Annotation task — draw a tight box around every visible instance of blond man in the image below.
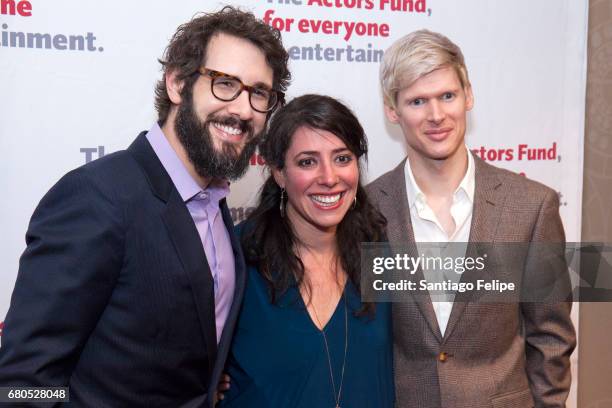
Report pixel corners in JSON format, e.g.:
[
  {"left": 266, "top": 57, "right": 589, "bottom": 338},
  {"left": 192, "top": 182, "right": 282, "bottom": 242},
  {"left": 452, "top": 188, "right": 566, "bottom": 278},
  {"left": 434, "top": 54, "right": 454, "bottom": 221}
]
[{"left": 367, "top": 30, "right": 575, "bottom": 408}]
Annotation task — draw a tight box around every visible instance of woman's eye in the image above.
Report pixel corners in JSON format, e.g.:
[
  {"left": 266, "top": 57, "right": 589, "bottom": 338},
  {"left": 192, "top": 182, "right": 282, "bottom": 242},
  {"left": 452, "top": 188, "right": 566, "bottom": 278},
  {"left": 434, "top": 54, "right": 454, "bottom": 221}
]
[
  {"left": 336, "top": 154, "right": 354, "bottom": 164},
  {"left": 297, "top": 158, "right": 315, "bottom": 167}
]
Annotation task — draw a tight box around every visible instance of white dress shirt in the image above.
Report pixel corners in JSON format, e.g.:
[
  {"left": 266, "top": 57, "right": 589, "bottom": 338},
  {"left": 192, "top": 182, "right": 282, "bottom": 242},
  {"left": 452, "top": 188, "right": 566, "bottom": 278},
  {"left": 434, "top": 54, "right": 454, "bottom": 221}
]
[{"left": 404, "top": 149, "right": 475, "bottom": 335}]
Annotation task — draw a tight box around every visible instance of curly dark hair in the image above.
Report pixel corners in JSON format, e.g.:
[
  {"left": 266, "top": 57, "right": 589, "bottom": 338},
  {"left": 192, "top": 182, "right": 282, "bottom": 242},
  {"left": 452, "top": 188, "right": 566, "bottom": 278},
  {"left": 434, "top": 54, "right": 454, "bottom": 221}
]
[
  {"left": 154, "top": 6, "right": 291, "bottom": 125},
  {"left": 242, "top": 94, "right": 387, "bottom": 315}
]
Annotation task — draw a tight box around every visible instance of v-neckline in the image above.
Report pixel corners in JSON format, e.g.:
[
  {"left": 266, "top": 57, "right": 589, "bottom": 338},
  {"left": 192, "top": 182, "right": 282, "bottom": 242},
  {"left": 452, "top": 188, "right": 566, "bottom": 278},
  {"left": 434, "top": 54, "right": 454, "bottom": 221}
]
[{"left": 299, "top": 284, "right": 347, "bottom": 333}]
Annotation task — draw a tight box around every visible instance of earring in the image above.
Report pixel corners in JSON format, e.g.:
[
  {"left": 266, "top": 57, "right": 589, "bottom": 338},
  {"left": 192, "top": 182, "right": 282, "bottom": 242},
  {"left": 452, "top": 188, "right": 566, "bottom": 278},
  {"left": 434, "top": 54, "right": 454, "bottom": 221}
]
[
  {"left": 352, "top": 196, "right": 357, "bottom": 210},
  {"left": 280, "top": 188, "right": 286, "bottom": 218}
]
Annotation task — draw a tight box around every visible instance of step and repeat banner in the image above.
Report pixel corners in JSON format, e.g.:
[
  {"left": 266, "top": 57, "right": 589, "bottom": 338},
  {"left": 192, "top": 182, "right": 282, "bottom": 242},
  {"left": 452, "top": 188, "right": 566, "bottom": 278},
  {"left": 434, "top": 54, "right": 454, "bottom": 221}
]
[{"left": 1, "top": 0, "right": 587, "bottom": 404}]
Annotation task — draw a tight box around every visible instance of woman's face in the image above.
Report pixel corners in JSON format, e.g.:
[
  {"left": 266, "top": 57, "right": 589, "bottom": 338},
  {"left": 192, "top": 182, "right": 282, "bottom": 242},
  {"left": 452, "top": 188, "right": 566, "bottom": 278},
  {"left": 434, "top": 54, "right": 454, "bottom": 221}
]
[{"left": 273, "top": 126, "right": 359, "bottom": 236}]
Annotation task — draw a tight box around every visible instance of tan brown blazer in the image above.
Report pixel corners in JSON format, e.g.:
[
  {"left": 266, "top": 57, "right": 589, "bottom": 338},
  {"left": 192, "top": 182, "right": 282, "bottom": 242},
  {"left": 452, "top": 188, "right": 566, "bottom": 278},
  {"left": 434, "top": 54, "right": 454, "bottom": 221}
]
[{"left": 366, "top": 154, "right": 576, "bottom": 408}]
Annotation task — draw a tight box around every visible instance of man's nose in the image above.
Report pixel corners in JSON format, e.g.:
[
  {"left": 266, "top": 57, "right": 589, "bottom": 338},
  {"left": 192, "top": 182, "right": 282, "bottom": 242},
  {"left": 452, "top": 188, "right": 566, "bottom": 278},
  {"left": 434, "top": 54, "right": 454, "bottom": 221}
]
[
  {"left": 226, "top": 89, "right": 254, "bottom": 121},
  {"left": 427, "top": 100, "right": 445, "bottom": 123}
]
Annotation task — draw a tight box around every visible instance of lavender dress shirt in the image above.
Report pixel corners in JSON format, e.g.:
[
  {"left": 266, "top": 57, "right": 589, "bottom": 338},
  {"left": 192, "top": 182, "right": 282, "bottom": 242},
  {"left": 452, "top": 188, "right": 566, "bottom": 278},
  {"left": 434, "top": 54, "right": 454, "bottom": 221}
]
[{"left": 147, "top": 123, "right": 235, "bottom": 343}]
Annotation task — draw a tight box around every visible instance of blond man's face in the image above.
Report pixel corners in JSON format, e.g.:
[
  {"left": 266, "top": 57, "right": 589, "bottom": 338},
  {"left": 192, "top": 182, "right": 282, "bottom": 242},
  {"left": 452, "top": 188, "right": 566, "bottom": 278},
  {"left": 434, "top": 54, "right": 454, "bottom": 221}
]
[{"left": 385, "top": 66, "right": 473, "bottom": 165}]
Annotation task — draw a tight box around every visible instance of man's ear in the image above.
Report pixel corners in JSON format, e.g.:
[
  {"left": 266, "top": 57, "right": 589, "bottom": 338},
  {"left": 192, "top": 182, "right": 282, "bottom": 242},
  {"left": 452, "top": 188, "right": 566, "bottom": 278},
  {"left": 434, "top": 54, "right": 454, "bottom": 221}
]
[
  {"left": 384, "top": 103, "right": 400, "bottom": 123},
  {"left": 166, "top": 69, "right": 184, "bottom": 105},
  {"left": 465, "top": 84, "right": 474, "bottom": 112},
  {"left": 272, "top": 167, "right": 285, "bottom": 189}
]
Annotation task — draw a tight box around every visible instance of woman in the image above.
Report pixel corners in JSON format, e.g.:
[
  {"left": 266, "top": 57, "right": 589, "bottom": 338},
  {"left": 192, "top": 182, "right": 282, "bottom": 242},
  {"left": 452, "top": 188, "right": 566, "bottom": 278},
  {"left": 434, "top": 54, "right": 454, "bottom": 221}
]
[{"left": 220, "top": 94, "right": 393, "bottom": 407}]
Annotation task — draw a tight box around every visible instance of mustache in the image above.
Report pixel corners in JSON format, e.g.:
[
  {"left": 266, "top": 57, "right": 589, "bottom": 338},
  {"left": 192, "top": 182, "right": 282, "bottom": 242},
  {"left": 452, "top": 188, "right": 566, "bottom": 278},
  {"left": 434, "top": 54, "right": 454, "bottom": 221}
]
[
  {"left": 206, "top": 114, "right": 253, "bottom": 136},
  {"left": 174, "top": 98, "right": 263, "bottom": 181}
]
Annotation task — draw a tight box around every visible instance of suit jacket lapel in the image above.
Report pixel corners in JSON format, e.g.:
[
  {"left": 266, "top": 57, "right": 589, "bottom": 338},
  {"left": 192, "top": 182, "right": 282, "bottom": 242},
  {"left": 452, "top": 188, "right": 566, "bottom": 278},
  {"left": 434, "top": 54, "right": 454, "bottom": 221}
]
[
  {"left": 219, "top": 199, "right": 246, "bottom": 342},
  {"left": 205, "top": 201, "right": 246, "bottom": 405},
  {"left": 378, "top": 160, "right": 443, "bottom": 342},
  {"left": 443, "top": 155, "right": 505, "bottom": 341},
  {"left": 128, "top": 133, "right": 218, "bottom": 375},
  {"left": 467, "top": 156, "right": 504, "bottom": 244},
  {"left": 162, "top": 196, "right": 217, "bottom": 372}
]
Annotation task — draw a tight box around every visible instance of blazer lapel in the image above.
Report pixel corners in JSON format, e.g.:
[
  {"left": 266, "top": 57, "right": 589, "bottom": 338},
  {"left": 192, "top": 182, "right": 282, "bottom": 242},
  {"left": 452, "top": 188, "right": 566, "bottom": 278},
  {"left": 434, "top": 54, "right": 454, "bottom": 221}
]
[
  {"left": 162, "top": 196, "right": 217, "bottom": 372},
  {"left": 219, "top": 199, "right": 246, "bottom": 342},
  {"left": 443, "top": 155, "right": 505, "bottom": 341},
  {"left": 128, "top": 133, "right": 218, "bottom": 375},
  {"left": 206, "top": 200, "right": 247, "bottom": 403},
  {"left": 466, "top": 156, "right": 505, "bottom": 244},
  {"left": 378, "top": 160, "right": 443, "bottom": 342}
]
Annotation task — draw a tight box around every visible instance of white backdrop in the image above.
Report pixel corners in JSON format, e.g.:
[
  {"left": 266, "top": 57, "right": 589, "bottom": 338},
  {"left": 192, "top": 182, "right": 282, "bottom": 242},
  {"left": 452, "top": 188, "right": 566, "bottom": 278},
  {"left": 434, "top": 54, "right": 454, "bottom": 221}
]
[{"left": 0, "top": 0, "right": 587, "bottom": 404}]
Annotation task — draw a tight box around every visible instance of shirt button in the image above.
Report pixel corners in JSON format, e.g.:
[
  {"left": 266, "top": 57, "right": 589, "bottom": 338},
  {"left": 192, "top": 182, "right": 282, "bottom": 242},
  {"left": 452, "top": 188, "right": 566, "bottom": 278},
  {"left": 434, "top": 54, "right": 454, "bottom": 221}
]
[{"left": 438, "top": 352, "right": 448, "bottom": 362}]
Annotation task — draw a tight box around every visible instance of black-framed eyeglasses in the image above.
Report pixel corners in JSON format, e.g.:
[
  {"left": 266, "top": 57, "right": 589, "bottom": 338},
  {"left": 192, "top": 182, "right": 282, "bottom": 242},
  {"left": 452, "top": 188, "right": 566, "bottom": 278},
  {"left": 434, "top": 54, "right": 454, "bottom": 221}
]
[{"left": 198, "top": 68, "right": 282, "bottom": 113}]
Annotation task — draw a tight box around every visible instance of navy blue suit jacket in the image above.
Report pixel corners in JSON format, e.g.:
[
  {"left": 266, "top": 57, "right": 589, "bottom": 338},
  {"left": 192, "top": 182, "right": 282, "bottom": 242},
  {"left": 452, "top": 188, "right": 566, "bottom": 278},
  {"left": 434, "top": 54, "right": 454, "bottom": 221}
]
[{"left": 0, "top": 132, "right": 246, "bottom": 407}]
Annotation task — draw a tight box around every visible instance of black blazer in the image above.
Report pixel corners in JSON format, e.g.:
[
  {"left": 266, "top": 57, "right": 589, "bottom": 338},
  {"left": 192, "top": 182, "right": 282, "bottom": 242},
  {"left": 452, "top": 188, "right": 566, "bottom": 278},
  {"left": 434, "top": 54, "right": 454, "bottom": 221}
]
[{"left": 0, "top": 132, "right": 246, "bottom": 407}]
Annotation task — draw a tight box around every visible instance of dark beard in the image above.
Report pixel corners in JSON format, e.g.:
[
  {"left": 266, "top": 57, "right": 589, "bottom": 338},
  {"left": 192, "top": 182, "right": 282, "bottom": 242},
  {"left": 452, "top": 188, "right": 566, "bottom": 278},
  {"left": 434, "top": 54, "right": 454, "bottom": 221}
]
[{"left": 175, "top": 91, "right": 260, "bottom": 181}]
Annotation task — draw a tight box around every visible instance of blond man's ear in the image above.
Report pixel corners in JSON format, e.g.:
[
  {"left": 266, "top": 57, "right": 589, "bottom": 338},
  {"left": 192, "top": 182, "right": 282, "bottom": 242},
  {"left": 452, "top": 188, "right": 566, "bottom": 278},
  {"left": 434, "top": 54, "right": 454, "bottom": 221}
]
[
  {"left": 464, "top": 84, "right": 474, "bottom": 111},
  {"left": 384, "top": 103, "right": 400, "bottom": 124}
]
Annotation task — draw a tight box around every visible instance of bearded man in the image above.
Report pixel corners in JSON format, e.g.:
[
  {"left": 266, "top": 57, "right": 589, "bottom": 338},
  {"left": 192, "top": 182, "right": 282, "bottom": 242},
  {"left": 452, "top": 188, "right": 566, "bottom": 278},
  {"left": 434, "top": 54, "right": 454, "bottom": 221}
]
[{"left": 0, "top": 7, "right": 290, "bottom": 407}]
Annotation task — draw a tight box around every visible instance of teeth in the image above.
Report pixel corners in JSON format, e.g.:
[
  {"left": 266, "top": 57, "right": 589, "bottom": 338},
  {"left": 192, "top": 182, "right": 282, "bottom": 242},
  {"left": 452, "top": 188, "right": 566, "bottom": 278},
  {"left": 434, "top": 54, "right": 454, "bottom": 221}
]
[
  {"left": 311, "top": 194, "right": 341, "bottom": 206},
  {"left": 213, "top": 122, "right": 242, "bottom": 136}
]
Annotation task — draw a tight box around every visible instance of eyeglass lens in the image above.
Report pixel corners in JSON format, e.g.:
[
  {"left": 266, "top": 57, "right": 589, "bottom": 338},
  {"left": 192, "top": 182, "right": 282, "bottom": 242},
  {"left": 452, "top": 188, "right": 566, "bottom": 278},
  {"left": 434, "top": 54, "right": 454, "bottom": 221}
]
[{"left": 211, "top": 76, "right": 276, "bottom": 113}]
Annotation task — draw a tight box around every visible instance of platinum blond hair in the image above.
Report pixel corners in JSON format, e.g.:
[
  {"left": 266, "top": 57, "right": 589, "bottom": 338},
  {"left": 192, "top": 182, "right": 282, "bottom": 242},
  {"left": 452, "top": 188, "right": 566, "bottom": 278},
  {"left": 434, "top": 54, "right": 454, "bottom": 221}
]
[{"left": 380, "top": 29, "right": 470, "bottom": 109}]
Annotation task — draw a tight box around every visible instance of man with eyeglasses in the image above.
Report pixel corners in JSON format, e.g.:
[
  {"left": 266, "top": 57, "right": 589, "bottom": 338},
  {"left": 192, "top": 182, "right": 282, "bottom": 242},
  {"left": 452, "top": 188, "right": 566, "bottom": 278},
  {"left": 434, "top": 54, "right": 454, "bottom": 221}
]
[{"left": 0, "top": 7, "right": 290, "bottom": 407}]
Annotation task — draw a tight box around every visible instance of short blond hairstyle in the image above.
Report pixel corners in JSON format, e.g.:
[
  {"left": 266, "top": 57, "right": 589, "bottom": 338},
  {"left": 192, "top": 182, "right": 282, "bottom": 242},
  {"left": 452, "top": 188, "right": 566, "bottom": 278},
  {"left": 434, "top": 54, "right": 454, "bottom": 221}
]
[{"left": 380, "top": 29, "right": 470, "bottom": 109}]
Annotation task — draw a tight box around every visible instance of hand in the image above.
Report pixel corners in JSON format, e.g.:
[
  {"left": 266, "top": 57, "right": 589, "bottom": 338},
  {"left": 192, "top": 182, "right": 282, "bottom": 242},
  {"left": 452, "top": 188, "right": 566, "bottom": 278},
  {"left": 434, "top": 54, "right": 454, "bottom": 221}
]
[{"left": 213, "top": 374, "right": 231, "bottom": 405}]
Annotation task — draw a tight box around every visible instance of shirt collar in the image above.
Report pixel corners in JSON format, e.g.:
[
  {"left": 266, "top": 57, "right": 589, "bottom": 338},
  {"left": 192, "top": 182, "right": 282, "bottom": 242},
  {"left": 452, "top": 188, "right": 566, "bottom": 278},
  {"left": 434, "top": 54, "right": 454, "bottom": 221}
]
[
  {"left": 404, "top": 146, "right": 475, "bottom": 209},
  {"left": 202, "top": 180, "right": 231, "bottom": 207},
  {"left": 146, "top": 123, "right": 230, "bottom": 204},
  {"left": 458, "top": 148, "right": 475, "bottom": 203}
]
